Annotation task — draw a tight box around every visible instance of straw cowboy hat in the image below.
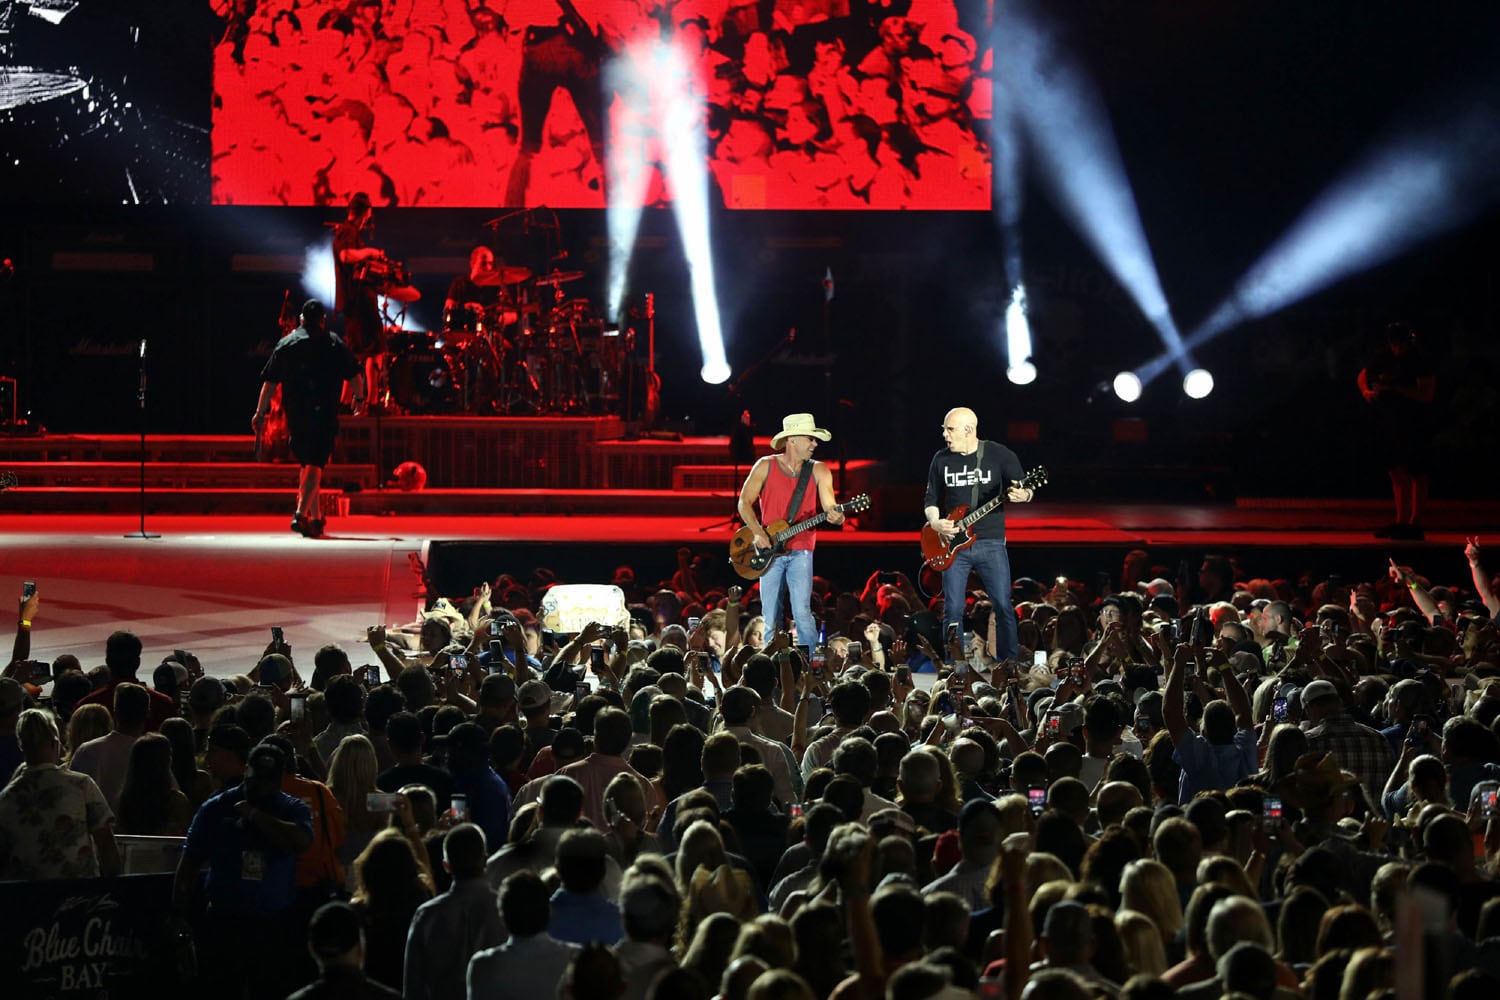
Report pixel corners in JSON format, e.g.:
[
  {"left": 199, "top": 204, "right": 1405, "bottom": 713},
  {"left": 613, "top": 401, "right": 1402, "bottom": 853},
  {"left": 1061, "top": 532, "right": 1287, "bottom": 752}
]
[
  {"left": 770, "top": 413, "right": 831, "bottom": 449},
  {"left": 1277, "top": 751, "right": 1359, "bottom": 809},
  {"left": 687, "top": 863, "right": 758, "bottom": 922}
]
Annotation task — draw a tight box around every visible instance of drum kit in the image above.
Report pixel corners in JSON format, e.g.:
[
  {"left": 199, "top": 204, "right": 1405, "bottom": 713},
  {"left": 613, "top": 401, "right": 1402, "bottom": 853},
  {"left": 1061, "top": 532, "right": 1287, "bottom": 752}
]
[{"left": 361, "top": 257, "right": 627, "bottom": 417}]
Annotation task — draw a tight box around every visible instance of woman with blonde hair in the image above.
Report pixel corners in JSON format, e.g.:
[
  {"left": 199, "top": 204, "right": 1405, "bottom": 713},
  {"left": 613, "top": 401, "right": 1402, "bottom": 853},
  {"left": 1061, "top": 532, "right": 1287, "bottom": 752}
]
[
  {"left": 679, "top": 912, "right": 742, "bottom": 988},
  {"left": 1197, "top": 855, "right": 1257, "bottom": 899},
  {"left": 1119, "top": 858, "right": 1183, "bottom": 944},
  {"left": 1115, "top": 908, "right": 1168, "bottom": 976},
  {"left": 328, "top": 734, "right": 381, "bottom": 887},
  {"left": 64, "top": 704, "right": 112, "bottom": 762},
  {"left": 675, "top": 818, "right": 729, "bottom": 892},
  {"left": 730, "top": 914, "right": 796, "bottom": 971}
]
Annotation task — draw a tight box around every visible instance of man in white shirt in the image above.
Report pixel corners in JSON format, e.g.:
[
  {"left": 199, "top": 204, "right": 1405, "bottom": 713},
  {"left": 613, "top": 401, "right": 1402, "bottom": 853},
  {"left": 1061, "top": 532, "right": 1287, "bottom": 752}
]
[
  {"left": 70, "top": 682, "right": 149, "bottom": 812},
  {"left": 921, "top": 799, "right": 1002, "bottom": 912},
  {"left": 720, "top": 686, "right": 802, "bottom": 807},
  {"left": 466, "top": 870, "right": 579, "bottom": 1000},
  {"left": 405, "top": 824, "right": 504, "bottom": 1000}
]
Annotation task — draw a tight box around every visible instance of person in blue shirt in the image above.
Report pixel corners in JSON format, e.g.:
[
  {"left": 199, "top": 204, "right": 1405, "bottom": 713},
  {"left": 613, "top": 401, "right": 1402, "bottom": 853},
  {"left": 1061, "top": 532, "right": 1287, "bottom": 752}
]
[
  {"left": 1163, "top": 643, "right": 1257, "bottom": 803},
  {"left": 446, "top": 722, "right": 511, "bottom": 848},
  {"left": 546, "top": 828, "right": 622, "bottom": 946},
  {"left": 174, "top": 741, "right": 314, "bottom": 996}
]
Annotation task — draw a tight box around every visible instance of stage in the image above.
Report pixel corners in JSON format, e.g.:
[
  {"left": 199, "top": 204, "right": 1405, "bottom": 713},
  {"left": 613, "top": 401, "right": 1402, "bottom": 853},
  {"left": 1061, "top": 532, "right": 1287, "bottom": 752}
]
[{"left": 3, "top": 497, "right": 1493, "bottom": 678}]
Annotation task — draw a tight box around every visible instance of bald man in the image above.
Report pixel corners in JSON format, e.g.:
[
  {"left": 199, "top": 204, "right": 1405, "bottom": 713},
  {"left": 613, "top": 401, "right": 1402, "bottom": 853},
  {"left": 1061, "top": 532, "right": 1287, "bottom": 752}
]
[{"left": 923, "top": 407, "right": 1034, "bottom": 662}]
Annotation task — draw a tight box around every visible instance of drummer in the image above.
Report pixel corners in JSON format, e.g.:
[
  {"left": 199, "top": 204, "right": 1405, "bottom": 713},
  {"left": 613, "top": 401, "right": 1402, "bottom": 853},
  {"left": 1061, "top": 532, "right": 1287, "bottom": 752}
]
[{"left": 443, "top": 246, "right": 519, "bottom": 337}]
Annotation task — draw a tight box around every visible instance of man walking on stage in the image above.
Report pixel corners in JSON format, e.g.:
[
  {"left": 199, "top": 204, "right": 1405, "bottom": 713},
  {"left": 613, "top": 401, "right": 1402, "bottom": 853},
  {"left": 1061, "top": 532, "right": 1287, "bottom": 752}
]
[
  {"left": 253, "top": 299, "right": 364, "bottom": 538},
  {"left": 737, "top": 413, "right": 845, "bottom": 647},
  {"left": 924, "top": 407, "right": 1035, "bottom": 662}
]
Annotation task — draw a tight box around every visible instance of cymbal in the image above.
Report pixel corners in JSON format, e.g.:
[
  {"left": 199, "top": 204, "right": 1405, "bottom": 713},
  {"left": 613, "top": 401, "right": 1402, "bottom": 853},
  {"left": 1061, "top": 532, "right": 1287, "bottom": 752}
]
[
  {"left": 473, "top": 266, "right": 532, "bottom": 286},
  {"left": 535, "top": 269, "right": 584, "bottom": 287},
  {"left": 382, "top": 285, "right": 422, "bottom": 303}
]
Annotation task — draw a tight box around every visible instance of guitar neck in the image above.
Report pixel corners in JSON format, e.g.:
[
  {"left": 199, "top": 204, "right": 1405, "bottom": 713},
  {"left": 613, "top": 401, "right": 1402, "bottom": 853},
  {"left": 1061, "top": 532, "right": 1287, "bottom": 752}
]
[
  {"left": 774, "top": 510, "right": 830, "bottom": 544},
  {"left": 959, "top": 495, "right": 1004, "bottom": 530}
]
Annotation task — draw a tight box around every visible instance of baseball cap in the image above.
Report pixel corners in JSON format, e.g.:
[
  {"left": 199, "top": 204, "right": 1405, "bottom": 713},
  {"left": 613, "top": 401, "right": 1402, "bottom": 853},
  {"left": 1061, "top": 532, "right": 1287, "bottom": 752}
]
[
  {"left": 447, "top": 722, "right": 488, "bottom": 756},
  {"left": 1050, "top": 701, "right": 1085, "bottom": 734},
  {"left": 1302, "top": 679, "right": 1340, "bottom": 706},
  {"left": 1138, "top": 578, "right": 1175, "bottom": 597},
  {"left": 188, "top": 675, "right": 225, "bottom": 714},
  {"left": 518, "top": 679, "right": 552, "bottom": 712}
]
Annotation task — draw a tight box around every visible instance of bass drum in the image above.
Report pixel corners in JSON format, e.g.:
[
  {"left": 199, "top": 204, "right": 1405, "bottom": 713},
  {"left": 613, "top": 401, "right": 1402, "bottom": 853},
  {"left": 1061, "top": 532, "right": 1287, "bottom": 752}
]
[{"left": 389, "top": 345, "right": 459, "bottom": 414}]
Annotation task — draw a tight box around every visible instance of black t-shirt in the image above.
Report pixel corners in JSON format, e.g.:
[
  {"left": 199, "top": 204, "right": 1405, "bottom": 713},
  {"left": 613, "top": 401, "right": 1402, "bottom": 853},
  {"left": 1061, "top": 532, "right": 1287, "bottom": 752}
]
[
  {"left": 376, "top": 762, "right": 456, "bottom": 811},
  {"left": 445, "top": 275, "right": 500, "bottom": 310},
  {"left": 1363, "top": 343, "right": 1435, "bottom": 419},
  {"left": 924, "top": 439, "right": 1025, "bottom": 540},
  {"left": 261, "top": 326, "right": 362, "bottom": 427},
  {"left": 332, "top": 221, "right": 374, "bottom": 315}
]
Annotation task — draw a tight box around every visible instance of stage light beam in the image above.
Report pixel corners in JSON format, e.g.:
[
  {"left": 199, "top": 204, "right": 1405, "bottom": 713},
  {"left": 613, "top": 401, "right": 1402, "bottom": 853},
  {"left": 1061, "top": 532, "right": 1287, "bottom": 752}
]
[
  {"left": 604, "top": 46, "right": 654, "bottom": 325},
  {"left": 655, "top": 41, "right": 728, "bottom": 384},
  {"left": 1177, "top": 89, "right": 1500, "bottom": 356},
  {"left": 996, "top": 0, "right": 1195, "bottom": 373}
]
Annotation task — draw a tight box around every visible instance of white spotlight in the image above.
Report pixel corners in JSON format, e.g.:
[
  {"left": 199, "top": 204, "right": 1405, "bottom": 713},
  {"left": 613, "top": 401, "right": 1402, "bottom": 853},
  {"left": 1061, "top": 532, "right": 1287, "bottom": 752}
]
[
  {"left": 1112, "top": 371, "right": 1142, "bottom": 403},
  {"left": 301, "top": 236, "right": 336, "bottom": 306},
  {"left": 1182, "top": 369, "right": 1214, "bottom": 399},
  {"left": 701, "top": 360, "right": 731, "bottom": 385},
  {"left": 1003, "top": 285, "right": 1034, "bottom": 382}
]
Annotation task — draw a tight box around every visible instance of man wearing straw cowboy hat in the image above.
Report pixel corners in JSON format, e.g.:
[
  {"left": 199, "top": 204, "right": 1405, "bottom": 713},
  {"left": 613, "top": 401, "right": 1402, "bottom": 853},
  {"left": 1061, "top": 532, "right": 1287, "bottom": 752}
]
[{"left": 737, "top": 413, "right": 846, "bottom": 647}]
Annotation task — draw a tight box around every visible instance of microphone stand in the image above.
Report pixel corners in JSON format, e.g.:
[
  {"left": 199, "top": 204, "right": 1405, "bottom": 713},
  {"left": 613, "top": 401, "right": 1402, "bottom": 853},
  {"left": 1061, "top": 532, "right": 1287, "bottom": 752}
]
[{"left": 124, "top": 338, "right": 160, "bottom": 539}]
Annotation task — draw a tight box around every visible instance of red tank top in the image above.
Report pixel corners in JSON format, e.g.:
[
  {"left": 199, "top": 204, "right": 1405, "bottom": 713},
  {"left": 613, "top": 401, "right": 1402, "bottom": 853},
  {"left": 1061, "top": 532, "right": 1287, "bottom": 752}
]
[{"left": 758, "top": 456, "right": 819, "bottom": 551}]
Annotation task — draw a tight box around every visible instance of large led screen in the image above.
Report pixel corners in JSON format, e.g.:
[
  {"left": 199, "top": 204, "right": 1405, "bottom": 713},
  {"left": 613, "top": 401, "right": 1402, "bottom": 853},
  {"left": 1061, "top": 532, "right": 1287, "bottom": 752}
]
[{"left": 211, "top": 0, "right": 992, "bottom": 209}]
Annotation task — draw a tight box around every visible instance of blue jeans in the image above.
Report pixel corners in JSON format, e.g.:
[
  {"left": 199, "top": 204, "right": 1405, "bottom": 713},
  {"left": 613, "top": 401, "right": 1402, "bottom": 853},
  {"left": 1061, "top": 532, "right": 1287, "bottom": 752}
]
[
  {"left": 941, "top": 536, "right": 1018, "bottom": 661},
  {"left": 760, "top": 548, "right": 816, "bottom": 647}
]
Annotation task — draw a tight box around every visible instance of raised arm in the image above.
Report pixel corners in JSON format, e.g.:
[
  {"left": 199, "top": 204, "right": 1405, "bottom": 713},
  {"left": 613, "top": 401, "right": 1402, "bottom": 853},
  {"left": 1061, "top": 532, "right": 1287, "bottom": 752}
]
[
  {"left": 1162, "top": 643, "right": 1190, "bottom": 745},
  {"left": 1467, "top": 538, "right": 1500, "bottom": 618},
  {"left": 10, "top": 587, "right": 39, "bottom": 673},
  {"left": 1390, "top": 559, "right": 1441, "bottom": 623},
  {"left": 1218, "top": 652, "right": 1253, "bottom": 731},
  {"left": 365, "top": 626, "right": 407, "bottom": 681}
]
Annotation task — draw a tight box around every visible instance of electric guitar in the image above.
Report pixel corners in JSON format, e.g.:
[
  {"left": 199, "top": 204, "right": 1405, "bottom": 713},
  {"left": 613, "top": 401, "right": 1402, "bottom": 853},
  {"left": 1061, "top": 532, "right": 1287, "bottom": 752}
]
[
  {"left": 920, "top": 466, "right": 1048, "bottom": 571},
  {"left": 728, "top": 494, "right": 871, "bottom": 581}
]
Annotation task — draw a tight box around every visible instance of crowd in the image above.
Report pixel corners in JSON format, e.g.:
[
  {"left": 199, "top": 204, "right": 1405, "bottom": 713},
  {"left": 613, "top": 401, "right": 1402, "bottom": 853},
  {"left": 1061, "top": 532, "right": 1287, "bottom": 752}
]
[
  {"left": 5, "top": 536, "right": 1500, "bottom": 1000},
  {"left": 211, "top": 0, "right": 990, "bottom": 209}
]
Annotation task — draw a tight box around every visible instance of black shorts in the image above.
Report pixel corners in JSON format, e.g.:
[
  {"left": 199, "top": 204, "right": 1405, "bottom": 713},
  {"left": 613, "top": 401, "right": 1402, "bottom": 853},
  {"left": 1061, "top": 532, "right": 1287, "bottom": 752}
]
[{"left": 289, "top": 421, "right": 338, "bottom": 467}]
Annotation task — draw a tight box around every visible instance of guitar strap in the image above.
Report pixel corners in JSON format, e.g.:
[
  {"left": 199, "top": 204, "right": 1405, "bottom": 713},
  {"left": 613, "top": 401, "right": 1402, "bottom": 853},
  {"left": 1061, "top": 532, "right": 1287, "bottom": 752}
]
[
  {"left": 786, "top": 459, "right": 815, "bottom": 524},
  {"left": 971, "top": 441, "right": 985, "bottom": 510}
]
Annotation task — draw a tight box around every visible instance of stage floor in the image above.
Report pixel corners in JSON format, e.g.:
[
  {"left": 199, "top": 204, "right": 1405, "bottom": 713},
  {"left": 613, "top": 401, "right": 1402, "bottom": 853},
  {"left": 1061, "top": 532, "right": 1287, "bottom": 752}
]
[{"left": 1, "top": 501, "right": 1491, "bottom": 677}]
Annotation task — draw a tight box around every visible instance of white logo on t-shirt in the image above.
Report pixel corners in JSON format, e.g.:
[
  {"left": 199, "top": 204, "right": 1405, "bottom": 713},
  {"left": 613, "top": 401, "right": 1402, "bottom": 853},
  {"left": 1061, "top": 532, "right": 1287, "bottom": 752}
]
[{"left": 944, "top": 465, "right": 991, "bottom": 488}]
